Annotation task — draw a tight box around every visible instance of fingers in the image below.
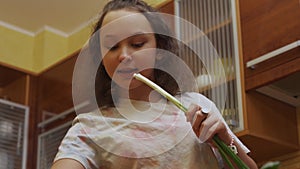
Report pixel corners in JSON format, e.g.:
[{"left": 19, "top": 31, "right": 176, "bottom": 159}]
[
  {"left": 199, "top": 117, "right": 232, "bottom": 144},
  {"left": 187, "top": 104, "right": 232, "bottom": 144},
  {"left": 199, "top": 117, "right": 222, "bottom": 142},
  {"left": 186, "top": 104, "right": 201, "bottom": 122},
  {"left": 191, "top": 110, "right": 208, "bottom": 137}
]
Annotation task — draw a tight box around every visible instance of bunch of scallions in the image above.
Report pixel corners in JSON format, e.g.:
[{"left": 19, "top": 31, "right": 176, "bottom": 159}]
[{"left": 133, "top": 73, "right": 249, "bottom": 169}]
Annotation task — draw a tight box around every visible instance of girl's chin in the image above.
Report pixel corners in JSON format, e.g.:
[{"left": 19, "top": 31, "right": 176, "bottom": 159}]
[
  {"left": 114, "top": 79, "right": 144, "bottom": 91},
  {"left": 117, "top": 72, "right": 136, "bottom": 79}
]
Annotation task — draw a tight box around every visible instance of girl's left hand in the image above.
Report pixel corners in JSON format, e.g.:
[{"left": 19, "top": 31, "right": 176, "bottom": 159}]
[{"left": 187, "top": 104, "right": 232, "bottom": 145}]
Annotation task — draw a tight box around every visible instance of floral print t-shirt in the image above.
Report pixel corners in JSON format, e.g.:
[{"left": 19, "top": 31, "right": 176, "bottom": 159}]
[{"left": 54, "top": 92, "right": 249, "bottom": 169}]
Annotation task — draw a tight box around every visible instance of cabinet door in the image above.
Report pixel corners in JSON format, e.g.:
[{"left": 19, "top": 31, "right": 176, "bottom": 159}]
[
  {"left": 0, "top": 99, "right": 29, "bottom": 169},
  {"left": 175, "top": 0, "right": 244, "bottom": 132},
  {"left": 240, "top": 0, "right": 300, "bottom": 64},
  {"left": 240, "top": 0, "right": 300, "bottom": 90},
  {"left": 37, "top": 121, "right": 72, "bottom": 169}
]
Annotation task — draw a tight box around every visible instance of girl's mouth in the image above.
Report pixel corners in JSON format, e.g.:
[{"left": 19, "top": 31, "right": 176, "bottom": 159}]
[
  {"left": 118, "top": 68, "right": 138, "bottom": 73},
  {"left": 117, "top": 68, "right": 138, "bottom": 78}
]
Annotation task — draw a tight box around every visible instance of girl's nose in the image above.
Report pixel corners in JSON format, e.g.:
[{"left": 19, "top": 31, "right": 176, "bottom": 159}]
[{"left": 118, "top": 47, "right": 132, "bottom": 63}]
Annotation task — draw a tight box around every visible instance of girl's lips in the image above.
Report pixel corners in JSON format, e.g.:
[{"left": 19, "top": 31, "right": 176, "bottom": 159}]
[
  {"left": 117, "top": 68, "right": 138, "bottom": 78},
  {"left": 118, "top": 69, "right": 137, "bottom": 73}
]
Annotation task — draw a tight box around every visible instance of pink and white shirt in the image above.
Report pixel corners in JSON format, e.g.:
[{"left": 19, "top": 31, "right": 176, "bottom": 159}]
[{"left": 54, "top": 92, "right": 249, "bottom": 169}]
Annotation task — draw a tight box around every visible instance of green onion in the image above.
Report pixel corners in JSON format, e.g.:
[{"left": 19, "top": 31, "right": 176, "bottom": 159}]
[
  {"left": 214, "top": 135, "right": 249, "bottom": 169},
  {"left": 133, "top": 73, "right": 249, "bottom": 169},
  {"left": 133, "top": 73, "right": 188, "bottom": 113}
]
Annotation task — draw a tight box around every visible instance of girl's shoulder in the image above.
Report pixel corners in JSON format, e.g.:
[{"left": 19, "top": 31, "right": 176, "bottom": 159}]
[
  {"left": 180, "top": 92, "right": 209, "bottom": 100},
  {"left": 73, "top": 107, "right": 127, "bottom": 122},
  {"left": 178, "top": 92, "right": 212, "bottom": 104},
  {"left": 74, "top": 110, "right": 100, "bottom": 120}
]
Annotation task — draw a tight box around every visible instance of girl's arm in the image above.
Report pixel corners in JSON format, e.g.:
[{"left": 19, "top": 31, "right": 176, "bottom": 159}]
[
  {"left": 230, "top": 143, "right": 258, "bottom": 169},
  {"left": 51, "top": 159, "right": 85, "bottom": 169}
]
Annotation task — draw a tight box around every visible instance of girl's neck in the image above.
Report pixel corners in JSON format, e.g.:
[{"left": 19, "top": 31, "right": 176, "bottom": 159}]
[{"left": 118, "top": 84, "right": 162, "bottom": 102}]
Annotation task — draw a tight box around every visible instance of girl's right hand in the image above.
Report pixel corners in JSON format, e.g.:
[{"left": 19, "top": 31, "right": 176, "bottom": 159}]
[{"left": 186, "top": 104, "right": 232, "bottom": 145}]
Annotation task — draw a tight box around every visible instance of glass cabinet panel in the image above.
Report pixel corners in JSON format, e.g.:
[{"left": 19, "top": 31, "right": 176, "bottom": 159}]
[
  {"left": 0, "top": 99, "right": 29, "bottom": 169},
  {"left": 175, "top": 0, "right": 243, "bottom": 132}
]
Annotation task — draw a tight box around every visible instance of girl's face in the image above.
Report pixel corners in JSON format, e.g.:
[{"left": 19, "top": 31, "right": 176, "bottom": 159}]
[{"left": 100, "top": 9, "right": 157, "bottom": 90}]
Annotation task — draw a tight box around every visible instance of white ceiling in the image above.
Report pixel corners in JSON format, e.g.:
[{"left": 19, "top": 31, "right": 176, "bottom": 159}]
[{"left": 0, "top": 0, "right": 109, "bottom": 35}]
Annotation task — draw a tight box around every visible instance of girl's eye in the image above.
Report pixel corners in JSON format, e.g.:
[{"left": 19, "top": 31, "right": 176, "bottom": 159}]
[
  {"left": 105, "top": 45, "right": 118, "bottom": 51},
  {"left": 132, "top": 42, "right": 145, "bottom": 48}
]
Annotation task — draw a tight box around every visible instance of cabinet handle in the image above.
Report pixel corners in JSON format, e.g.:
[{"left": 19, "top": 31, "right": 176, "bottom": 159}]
[{"left": 246, "top": 40, "right": 300, "bottom": 68}]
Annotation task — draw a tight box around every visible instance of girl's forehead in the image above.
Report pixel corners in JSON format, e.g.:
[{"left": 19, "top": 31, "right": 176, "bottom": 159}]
[
  {"left": 102, "top": 9, "right": 143, "bottom": 23},
  {"left": 100, "top": 10, "right": 154, "bottom": 40}
]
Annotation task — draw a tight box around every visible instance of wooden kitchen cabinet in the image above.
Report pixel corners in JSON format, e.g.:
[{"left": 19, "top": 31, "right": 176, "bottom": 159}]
[
  {"left": 0, "top": 64, "right": 39, "bottom": 169},
  {"left": 237, "top": 0, "right": 300, "bottom": 165},
  {"left": 0, "top": 65, "right": 28, "bottom": 104},
  {"left": 164, "top": 0, "right": 300, "bottom": 164},
  {"left": 0, "top": 52, "right": 79, "bottom": 169},
  {"left": 240, "top": 0, "right": 300, "bottom": 64},
  {"left": 239, "top": 0, "right": 300, "bottom": 90},
  {"left": 238, "top": 90, "right": 299, "bottom": 163},
  {"left": 36, "top": 53, "right": 79, "bottom": 169}
]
